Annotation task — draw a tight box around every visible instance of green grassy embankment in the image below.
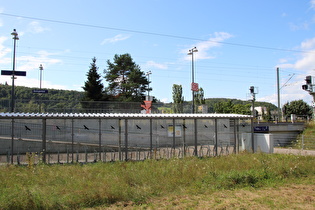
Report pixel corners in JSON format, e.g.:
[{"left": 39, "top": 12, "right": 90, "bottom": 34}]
[
  {"left": 293, "top": 121, "right": 315, "bottom": 150},
  {"left": 0, "top": 153, "right": 314, "bottom": 209}
]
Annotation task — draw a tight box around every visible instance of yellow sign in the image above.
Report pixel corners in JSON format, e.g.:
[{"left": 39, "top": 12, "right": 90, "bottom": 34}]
[{"left": 167, "top": 125, "right": 182, "bottom": 137}]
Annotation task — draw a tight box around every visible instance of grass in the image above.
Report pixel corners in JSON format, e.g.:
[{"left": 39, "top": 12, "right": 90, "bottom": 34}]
[
  {"left": 0, "top": 153, "right": 314, "bottom": 209},
  {"left": 293, "top": 121, "right": 315, "bottom": 150}
]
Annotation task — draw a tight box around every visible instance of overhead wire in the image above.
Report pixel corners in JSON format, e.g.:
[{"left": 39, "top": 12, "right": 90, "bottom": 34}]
[
  {"left": 0, "top": 12, "right": 300, "bottom": 90},
  {"left": 1, "top": 12, "right": 314, "bottom": 54}
]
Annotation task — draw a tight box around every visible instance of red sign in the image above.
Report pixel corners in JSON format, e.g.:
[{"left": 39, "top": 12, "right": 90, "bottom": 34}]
[
  {"left": 191, "top": 82, "right": 199, "bottom": 91},
  {"left": 141, "top": 100, "right": 152, "bottom": 114}
]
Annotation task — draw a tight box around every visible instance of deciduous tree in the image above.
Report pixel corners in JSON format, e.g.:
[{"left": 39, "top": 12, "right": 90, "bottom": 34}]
[
  {"left": 282, "top": 100, "right": 312, "bottom": 119},
  {"left": 195, "top": 87, "right": 205, "bottom": 105},
  {"left": 172, "top": 84, "right": 184, "bottom": 113}
]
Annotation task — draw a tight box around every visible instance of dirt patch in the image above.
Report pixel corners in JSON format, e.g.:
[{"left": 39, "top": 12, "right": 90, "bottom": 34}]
[{"left": 105, "top": 184, "right": 315, "bottom": 209}]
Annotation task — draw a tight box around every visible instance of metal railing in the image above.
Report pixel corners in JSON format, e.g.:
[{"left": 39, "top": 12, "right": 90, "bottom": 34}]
[
  {"left": 0, "top": 99, "right": 204, "bottom": 114},
  {"left": 294, "top": 134, "right": 315, "bottom": 150}
]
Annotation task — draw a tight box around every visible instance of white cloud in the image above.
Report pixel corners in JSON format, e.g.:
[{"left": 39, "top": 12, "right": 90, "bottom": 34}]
[
  {"left": 144, "top": 61, "right": 168, "bottom": 69},
  {"left": 310, "top": 0, "right": 315, "bottom": 10},
  {"left": 294, "top": 51, "right": 315, "bottom": 70},
  {"left": 258, "top": 79, "right": 311, "bottom": 107},
  {"left": 300, "top": 37, "right": 315, "bottom": 49},
  {"left": 183, "top": 32, "right": 233, "bottom": 61},
  {"left": 17, "top": 53, "right": 61, "bottom": 72},
  {"left": 278, "top": 58, "right": 288, "bottom": 63},
  {"left": 101, "top": 34, "right": 131, "bottom": 45},
  {"left": 278, "top": 37, "right": 315, "bottom": 70},
  {"left": 160, "top": 98, "right": 169, "bottom": 103},
  {"left": 289, "top": 22, "right": 309, "bottom": 31},
  {"left": 263, "top": 36, "right": 315, "bottom": 106},
  {"left": 28, "top": 21, "right": 50, "bottom": 33}
]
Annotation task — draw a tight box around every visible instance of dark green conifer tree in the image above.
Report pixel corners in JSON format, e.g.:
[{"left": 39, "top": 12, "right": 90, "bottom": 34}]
[{"left": 82, "top": 57, "right": 104, "bottom": 101}]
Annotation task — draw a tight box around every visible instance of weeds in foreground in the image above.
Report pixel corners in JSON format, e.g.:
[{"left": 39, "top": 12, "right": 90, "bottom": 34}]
[
  {"left": 293, "top": 121, "right": 315, "bottom": 150},
  {"left": 0, "top": 153, "right": 314, "bottom": 209}
]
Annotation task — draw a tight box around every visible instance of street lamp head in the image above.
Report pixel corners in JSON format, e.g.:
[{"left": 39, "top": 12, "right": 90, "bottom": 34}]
[
  {"left": 39, "top": 64, "right": 44, "bottom": 71},
  {"left": 11, "top": 29, "right": 19, "bottom": 40},
  {"left": 146, "top": 70, "right": 152, "bottom": 76},
  {"left": 188, "top": 47, "right": 198, "bottom": 55},
  {"left": 11, "top": 29, "right": 17, "bottom": 36}
]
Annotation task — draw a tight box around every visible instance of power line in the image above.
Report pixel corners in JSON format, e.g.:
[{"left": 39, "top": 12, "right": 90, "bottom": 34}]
[{"left": 1, "top": 12, "right": 313, "bottom": 54}]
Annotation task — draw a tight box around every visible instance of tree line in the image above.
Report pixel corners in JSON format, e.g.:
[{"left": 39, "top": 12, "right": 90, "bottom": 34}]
[
  {"left": 171, "top": 84, "right": 312, "bottom": 120},
  {"left": 0, "top": 53, "right": 312, "bottom": 118},
  {"left": 0, "top": 84, "right": 84, "bottom": 113}
]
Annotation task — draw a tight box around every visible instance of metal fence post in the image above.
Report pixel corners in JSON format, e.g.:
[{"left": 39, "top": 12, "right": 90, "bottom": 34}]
[
  {"left": 71, "top": 119, "right": 74, "bottom": 163},
  {"left": 233, "top": 119, "right": 237, "bottom": 154},
  {"left": 172, "top": 118, "right": 175, "bottom": 150},
  {"left": 124, "top": 119, "right": 128, "bottom": 161},
  {"left": 251, "top": 117, "right": 254, "bottom": 153},
  {"left": 11, "top": 118, "right": 14, "bottom": 164},
  {"left": 215, "top": 119, "right": 218, "bottom": 156},
  {"left": 194, "top": 119, "right": 198, "bottom": 156},
  {"left": 119, "top": 119, "right": 122, "bottom": 161},
  {"left": 42, "top": 118, "right": 47, "bottom": 163},
  {"left": 149, "top": 118, "right": 153, "bottom": 159},
  {"left": 183, "top": 119, "right": 186, "bottom": 157},
  {"left": 98, "top": 118, "right": 102, "bottom": 161}
]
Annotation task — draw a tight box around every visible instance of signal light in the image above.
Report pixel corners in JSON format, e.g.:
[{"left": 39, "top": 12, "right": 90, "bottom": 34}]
[
  {"left": 249, "top": 86, "right": 254, "bottom": 94},
  {"left": 302, "top": 85, "right": 308, "bottom": 90},
  {"left": 305, "top": 76, "right": 312, "bottom": 84}
]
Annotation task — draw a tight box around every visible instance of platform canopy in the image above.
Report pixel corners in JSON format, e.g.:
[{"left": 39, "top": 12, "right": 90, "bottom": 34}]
[{"left": 0, "top": 112, "right": 252, "bottom": 119}]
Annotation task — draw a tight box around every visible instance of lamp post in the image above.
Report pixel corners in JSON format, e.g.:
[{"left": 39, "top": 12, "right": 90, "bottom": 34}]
[
  {"left": 146, "top": 70, "right": 152, "bottom": 100},
  {"left": 11, "top": 29, "right": 19, "bottom": 112},
  {"left": 10, "top": 29, "right": 19, "bottom": 164},
  {"left": 39, "top": 64, "right": 44, "bottom": 89},
  {"left": 39, "top": 64, "right": 44, "bottom": 112},
  {"left": 188, "top": 47, "right": 198, "bottom": 113},
  {"left": 249, "top": 86, "right": 256, "bottom": 152}
]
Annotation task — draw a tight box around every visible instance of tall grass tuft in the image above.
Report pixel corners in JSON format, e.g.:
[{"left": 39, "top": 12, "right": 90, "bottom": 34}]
[{"left": 0, "top": 153, "right": 314, "bottom": 209}]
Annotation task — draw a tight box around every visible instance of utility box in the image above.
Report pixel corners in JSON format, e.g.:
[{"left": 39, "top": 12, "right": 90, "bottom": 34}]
[
  {"left": 255, "top": 133, "right": 274, "bottom": 153},
  {"left": 241, "top": 133, "right": 274, "bottom": 153}
]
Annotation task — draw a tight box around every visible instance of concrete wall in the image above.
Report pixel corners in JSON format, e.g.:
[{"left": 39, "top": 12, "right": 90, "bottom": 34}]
[{"left": 254, "top": 122, "right": 305, "bottom": 146}]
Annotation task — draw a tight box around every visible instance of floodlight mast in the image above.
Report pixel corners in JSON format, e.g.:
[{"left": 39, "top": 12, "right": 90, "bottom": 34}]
[
  {"left": 39, "top": 64, "right": 44, "bottom": 112},
  {"left": 39, "top": 64, "right": 44, "bottom": 89},
  {"left": 10, "top": 29, "right": 19, "bottom": 164},
  {"left": 188, "top": 47, "right": 198, "bottom": 113},
  {"left": 10, "top": 29, "right": 19, "bottom": 113}
]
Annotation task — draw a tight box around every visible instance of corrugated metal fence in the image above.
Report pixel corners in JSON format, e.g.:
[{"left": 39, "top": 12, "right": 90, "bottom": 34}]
[{"left": 0, "top": 113, "right": 252, "bottom": 164}]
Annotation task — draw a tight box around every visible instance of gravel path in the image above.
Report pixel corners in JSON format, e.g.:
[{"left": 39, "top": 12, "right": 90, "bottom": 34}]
[{"left": 274, "top": 148, "right": 315, "bottom": 156}]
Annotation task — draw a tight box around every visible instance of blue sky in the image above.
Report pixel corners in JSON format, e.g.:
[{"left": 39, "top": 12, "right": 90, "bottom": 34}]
[{"left": 1, "top": 1, "right": 315, "bottom": 107}]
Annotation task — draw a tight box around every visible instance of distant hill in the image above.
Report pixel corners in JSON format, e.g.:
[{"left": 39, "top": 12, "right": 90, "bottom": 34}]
[
  {"left": 204, "top": 98, "right": 278, "bottom": 113},
  {"left": 0, "top": 84, "right": 84, "bottom": 112},
  {"left": 0, "top": 84, "right": 84, "bottom": 101}
]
